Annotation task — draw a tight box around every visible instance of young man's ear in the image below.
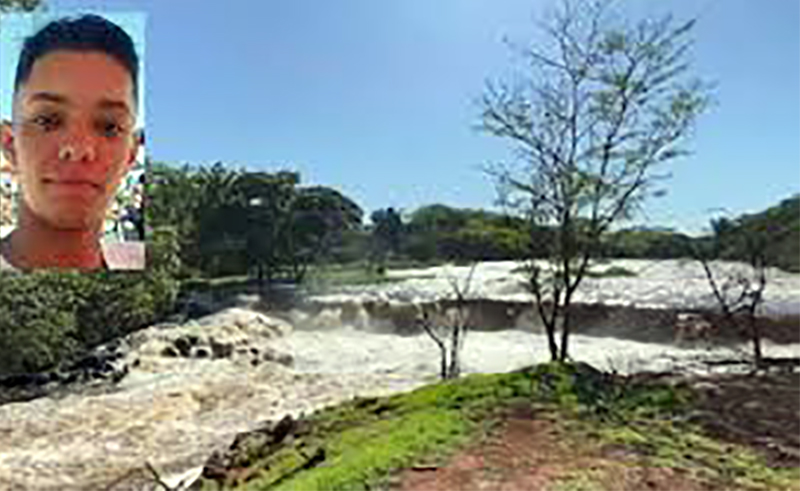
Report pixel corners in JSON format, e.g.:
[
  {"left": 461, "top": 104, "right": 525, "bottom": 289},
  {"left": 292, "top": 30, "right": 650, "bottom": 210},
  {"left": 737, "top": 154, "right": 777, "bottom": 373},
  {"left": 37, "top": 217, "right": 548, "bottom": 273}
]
[{"left": 1, "top": 121, "right": 17, "bottom": 173}]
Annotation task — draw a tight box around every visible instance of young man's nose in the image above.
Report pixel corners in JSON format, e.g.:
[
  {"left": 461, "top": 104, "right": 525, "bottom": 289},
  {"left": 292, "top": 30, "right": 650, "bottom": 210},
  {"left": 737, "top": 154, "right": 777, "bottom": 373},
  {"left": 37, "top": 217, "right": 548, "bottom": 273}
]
[{"left": 58, "top": 132, "right": 97, "bottom": 162}]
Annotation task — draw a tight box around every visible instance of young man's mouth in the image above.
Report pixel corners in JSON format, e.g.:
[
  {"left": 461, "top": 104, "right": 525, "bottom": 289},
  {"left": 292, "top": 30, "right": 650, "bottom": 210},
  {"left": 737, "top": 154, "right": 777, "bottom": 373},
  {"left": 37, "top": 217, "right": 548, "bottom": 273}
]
[{"left": 42, "top": 178, "right": 102, "bottom": 191}]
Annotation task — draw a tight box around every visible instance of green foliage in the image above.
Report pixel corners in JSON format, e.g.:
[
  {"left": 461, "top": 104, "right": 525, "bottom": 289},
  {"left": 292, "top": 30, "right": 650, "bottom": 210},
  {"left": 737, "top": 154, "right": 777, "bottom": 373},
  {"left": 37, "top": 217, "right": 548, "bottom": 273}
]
[
  {"left": 0, "top": 270, "right": 178, "bottom": 376},
  {"left": 0, "top": 272, "right": 82, "bottom": 374},
  {"left": 148, "top": 161, "right": 364, "bottom": 281},
  {"left": 369, "top": 207, "right": 405, "bottom": 264},
  {"left": 599, "top": 228, "right": 693, "bottom": 259},
  {"left": 402, "top": 205, "right": 530, "bottom": 262},
  {"left": 710, "top": 195, "right": 800, "bottom": 273}
]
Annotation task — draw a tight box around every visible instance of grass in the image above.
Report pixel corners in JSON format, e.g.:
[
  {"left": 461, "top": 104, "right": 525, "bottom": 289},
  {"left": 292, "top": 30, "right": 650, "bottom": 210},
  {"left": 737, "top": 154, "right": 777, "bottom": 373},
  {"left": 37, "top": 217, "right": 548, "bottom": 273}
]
[
  {"left": 584, "top": 419, "right": 800, "bottom": 490},
  {"left": 198, "top": 364, "right": 800, "bottom": 491},
  {"left": 198, "top": 363, "right": 796, "bottom": 491},
  {"left": 202, "top": 372, "right": 533, "bottom": 491}
]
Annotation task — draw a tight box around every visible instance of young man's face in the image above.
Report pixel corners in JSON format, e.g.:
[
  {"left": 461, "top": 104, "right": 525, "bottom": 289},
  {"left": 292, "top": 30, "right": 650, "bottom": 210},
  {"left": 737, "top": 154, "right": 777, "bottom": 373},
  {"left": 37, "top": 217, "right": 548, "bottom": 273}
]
[{"left": 1, "top": 50, "right": 140, "bottom": 231}]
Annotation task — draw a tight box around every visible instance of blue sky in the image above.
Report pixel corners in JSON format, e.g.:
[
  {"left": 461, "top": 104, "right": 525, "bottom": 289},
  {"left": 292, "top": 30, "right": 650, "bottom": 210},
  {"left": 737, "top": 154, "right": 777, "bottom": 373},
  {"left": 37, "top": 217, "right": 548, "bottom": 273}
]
[{"left": 9, "top": 0, "right": 800, "bottom": 233}]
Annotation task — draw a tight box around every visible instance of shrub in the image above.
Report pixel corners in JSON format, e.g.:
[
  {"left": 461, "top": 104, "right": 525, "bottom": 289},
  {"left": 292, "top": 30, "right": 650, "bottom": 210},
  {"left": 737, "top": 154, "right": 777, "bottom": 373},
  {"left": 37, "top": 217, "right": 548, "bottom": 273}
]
[{"left": 0, "top": 268, "right": 178, "bottom": 376}]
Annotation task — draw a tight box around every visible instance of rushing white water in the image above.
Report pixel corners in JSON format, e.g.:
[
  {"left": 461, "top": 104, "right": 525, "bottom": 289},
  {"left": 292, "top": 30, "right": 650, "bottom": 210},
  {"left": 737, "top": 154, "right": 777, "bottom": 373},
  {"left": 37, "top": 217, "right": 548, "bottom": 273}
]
[
  {"left": 0, "top": 259, "right": 798, "bottom": 491},
  {"left": 271, "top": 327, "right": 800, "bottom": 378},
  {"left": 314, "top": 259, "right": 800, "bottom": 316}
]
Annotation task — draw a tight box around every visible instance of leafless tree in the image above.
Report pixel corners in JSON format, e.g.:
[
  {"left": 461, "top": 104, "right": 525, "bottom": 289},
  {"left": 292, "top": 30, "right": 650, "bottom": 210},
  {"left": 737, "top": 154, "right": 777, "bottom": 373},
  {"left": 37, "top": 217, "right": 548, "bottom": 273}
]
[
  {"left": 694, "top": 222, "right": 769, "bottom": 368},
  {"left": 480, "top": 0, "right": 712, "bottom": 361},
  {"left": 417, "top": 264, "right": 477, "bottom": 379}
]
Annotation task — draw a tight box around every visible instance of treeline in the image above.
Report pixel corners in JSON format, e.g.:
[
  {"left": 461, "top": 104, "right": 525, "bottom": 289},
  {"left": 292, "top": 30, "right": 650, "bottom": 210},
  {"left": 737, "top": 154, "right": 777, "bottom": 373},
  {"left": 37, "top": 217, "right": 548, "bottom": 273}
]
[
  {"left": 147, "top": 161, "right": 364, "bottom": 282},
  {"left": 702, "top": 195, "right": 800, "bottom": 273},
  {"left": 146, "top": 161, "right": 800, "bottom": 275}
]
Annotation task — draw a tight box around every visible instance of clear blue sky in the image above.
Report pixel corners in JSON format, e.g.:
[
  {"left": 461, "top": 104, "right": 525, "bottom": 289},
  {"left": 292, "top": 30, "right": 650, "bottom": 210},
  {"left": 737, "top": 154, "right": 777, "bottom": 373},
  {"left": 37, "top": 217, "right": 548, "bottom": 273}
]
[{"left": 26, "top": 0, "right": 800, "bottom": 232}]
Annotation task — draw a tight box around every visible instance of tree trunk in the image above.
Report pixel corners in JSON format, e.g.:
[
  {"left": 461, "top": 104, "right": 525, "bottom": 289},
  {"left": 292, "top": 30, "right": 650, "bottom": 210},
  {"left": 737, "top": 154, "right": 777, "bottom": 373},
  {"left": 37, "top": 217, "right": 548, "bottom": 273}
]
[
  {"left": 537, "top": 300, "right": 560, "bottom": 361},
  {"left": 440, "top": 345, "right": 448, "bottom": 380},
  {"left": 448, "top": 325, "right": 461, "bottom": 379},
  {"left": 750, "top": 315, "right": 763, "bottom": 368},
  {"left": 546, "top": 323, "right": 559, "bottom": 361},
  {"left": 257, "top": 263, "right": 265, "bottom": 295},
  {"left": 559, "top": 292, "right": 574, "bottom": 362}
]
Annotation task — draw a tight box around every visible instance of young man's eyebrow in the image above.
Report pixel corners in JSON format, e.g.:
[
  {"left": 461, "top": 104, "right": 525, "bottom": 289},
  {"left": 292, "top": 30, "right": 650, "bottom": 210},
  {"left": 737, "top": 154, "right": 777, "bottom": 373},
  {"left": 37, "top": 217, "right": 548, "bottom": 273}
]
[
  {"left": 24, "top": 92, "right": 132, "bottom": 116},
  {"left": 26, "top": 91, "right": 69, "bottom": 105},
  {"left": 97, "top": 98, "right": 133, "bottom": 116}
]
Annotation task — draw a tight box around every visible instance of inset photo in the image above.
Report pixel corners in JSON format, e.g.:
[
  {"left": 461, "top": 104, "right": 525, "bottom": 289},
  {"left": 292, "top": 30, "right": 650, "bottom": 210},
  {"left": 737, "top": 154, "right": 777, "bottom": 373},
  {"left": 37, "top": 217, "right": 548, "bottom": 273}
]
[{"left": 0, "top": 11, "right": 146, "bottom": 271}]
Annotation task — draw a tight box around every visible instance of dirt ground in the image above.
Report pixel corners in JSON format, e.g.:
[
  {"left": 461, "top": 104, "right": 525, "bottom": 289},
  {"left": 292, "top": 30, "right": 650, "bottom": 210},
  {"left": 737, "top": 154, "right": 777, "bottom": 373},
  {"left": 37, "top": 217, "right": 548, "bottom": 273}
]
[
  {"left": 688, "top": 371, "right": 800, "bottom": 467},
  {"left": 386, "top": 372, "right": 800, "bottom": 491}
]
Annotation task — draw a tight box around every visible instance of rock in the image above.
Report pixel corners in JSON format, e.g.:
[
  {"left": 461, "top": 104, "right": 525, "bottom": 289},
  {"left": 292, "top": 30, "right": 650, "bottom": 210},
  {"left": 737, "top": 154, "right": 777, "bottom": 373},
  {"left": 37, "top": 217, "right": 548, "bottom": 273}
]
[
  {"left": 174, "top": 337, "right": 193, "bottom": 357},
  {"left": 194, "top": 347, "right": 210, "bottom": 359},
  {"left": 209, "top": 338, "right": 234, "bottom": 359},
  {"left": 261, "top": 347, "right": 293, "bottom": 367},
  {"left": 0, "top": 372, "right": 51, "bottom": 388},
  {"left": 161, "top": 346, "right": 180, "bottom": 358}
]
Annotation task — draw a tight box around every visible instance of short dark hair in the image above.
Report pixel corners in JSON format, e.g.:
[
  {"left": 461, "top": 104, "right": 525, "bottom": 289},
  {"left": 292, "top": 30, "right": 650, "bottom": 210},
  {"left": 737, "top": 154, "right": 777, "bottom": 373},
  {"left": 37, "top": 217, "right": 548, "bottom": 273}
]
[{"left": 14, "top": 14, "right": 139, "bottom": 104}]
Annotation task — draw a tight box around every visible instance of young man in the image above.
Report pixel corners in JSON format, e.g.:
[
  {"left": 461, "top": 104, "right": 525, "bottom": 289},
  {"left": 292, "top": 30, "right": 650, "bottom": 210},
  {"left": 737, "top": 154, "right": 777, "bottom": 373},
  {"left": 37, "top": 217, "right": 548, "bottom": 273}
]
[{"left": 0, "top": 14, "right": 144, "bottom": 271}]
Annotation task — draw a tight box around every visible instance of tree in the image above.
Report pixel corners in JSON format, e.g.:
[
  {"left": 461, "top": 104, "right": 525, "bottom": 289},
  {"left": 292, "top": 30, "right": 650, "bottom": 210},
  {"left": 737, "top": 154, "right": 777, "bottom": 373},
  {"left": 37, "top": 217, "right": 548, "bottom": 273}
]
[
  {"left": 233, "top": 170, "right": 299, "bottom": 288},
  {"left": 695, "top": 202, "right": 798, "bottom": 369},
  {"left": 481, "top": 0, "right": 711, "bottom": 361},
  {"left": 369, "top": 207, "right": 404, "bottom": 269},
  {"left": 291, "top": 185, "right": 364, "bottom": 276},
  {"left": 416, "top": 264, "right": 477, "bottom": 379},
  {"left": 147, "top": 161, "right": 207, "bottom": 276}
]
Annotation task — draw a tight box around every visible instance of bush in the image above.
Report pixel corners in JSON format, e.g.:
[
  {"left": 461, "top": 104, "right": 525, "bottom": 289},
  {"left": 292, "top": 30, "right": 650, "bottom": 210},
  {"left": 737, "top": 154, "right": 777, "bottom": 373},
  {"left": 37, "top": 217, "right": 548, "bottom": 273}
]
[{"left": 0, "top": 268, "right": 179, "bottom": 376}]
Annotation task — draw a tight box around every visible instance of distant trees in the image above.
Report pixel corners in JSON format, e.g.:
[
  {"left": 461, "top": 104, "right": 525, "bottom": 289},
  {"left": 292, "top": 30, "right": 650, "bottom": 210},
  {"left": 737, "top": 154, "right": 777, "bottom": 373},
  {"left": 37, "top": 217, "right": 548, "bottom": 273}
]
[
  {"left": 369, "top": 207, "right": 404, "bottom": 270},
  {"left": 599, "top": 228, "right": 693, "bottom": 259},
  {"left": 708, "top": 195, "right": 799, "bottom": 273},
  {"left": 404, "top": 205, "right": 530, "bottom": 262},
  {"left": 694, "top": 196, "right": 800, "bottom": 368},
  {"left": 147, "top": 162, "right": 363, "bottom": 283},
  {"left": 480, "top": 0, "right": 711, "bottom": 361}
]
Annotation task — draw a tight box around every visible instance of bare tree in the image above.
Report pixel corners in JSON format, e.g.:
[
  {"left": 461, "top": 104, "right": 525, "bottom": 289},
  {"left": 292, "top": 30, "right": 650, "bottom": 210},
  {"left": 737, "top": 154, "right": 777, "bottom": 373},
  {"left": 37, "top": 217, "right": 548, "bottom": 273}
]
[
  {"left": 694, "top": 218, "right": 771, "bottom": 368},
  {"left": 416, "top": 264, "right": 477, "bottom": 379},
  {"left": 480, "top": 0, "right": 712, "bottom": 361}
]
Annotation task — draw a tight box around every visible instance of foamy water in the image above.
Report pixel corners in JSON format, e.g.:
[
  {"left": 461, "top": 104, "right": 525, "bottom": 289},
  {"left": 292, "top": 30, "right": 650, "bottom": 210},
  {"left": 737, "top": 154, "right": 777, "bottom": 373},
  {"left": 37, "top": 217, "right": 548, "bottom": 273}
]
[
  {"left": 316, "top": 260, "right": 800, "bottom": 316},
  {"left": 271, "top": 327, "right": 800, "bottom": 377},
  {"left": 0, "top": 258, "right": 798, "bottom": 490}
]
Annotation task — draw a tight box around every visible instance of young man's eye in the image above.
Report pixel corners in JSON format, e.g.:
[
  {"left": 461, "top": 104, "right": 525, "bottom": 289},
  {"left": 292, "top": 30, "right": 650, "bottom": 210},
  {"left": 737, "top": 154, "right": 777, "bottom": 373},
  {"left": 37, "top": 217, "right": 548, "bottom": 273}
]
[
  {"left": 31, "top": 114, "right": 61, "bottom": 131},
  {"left": 98, "top": 120, "right": 125, "bottom": 138}
]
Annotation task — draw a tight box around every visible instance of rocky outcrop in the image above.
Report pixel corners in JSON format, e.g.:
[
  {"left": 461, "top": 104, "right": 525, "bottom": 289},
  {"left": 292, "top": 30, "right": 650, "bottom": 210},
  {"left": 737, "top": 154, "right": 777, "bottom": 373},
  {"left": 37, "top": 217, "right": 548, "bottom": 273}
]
[
  {"left": 0, "top": 308, "right": 295, "bottom": 407},
  {"left": 130, "top": 308, "right": 294, "bottom": 368}
]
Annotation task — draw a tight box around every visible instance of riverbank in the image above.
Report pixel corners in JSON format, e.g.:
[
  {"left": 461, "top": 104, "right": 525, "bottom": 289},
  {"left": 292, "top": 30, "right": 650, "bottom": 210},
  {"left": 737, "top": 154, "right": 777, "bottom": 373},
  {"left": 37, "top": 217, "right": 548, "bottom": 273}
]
[{"left": 191, "top": 363, "right": 800, "bottom": 491}]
